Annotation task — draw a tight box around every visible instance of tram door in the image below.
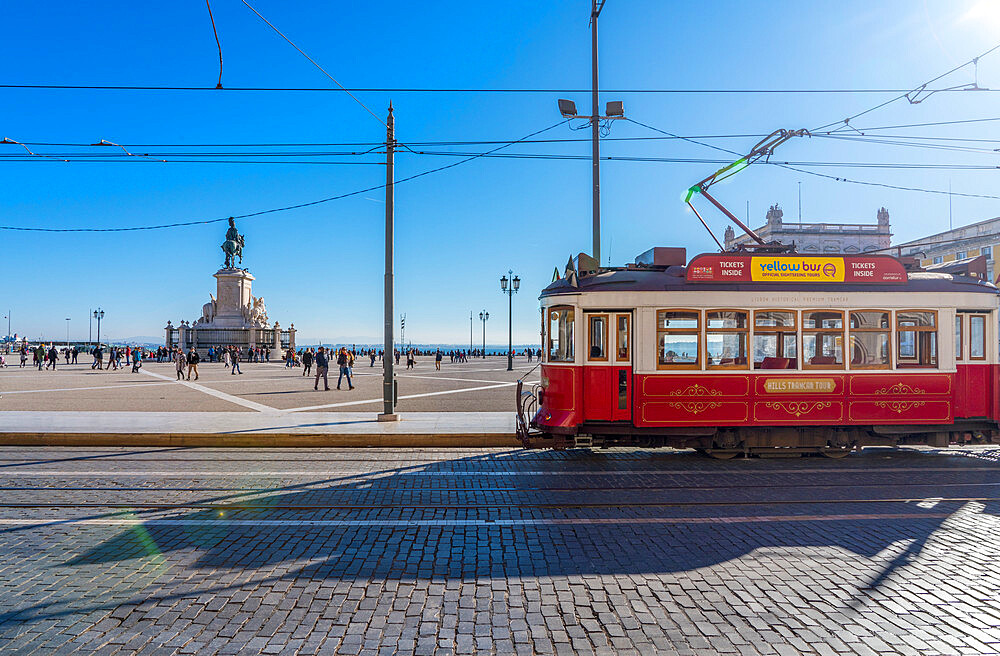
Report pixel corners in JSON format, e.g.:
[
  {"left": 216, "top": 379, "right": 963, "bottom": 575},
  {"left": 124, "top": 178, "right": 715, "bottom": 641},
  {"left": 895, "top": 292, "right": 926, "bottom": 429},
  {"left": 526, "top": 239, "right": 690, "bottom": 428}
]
[
  {"left": 612, "top": 313, "right": 633, "bottom": 421},
  {"left": 585, "top": 312, "right": 632, "bottom": 422}
]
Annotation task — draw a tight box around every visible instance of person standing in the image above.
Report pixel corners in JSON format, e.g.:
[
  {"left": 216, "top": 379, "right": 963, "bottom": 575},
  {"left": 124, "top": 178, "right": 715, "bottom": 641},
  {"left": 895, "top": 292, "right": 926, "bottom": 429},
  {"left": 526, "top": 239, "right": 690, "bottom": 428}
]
[
  {"left": 406, "top": 350, "right": 415, "bottom": 370},
  {"left": 132, "top": 347, "right": 143, "bottom": 373},
  {"left": 19, "top": 346, "right": 27, "bottom": 368},
  {"left": 175, "top": 348, "right": 186, "bottom": 380},
  {"left": 302, "top": 348, "right": 313, "bottom": 377},
  {"left": 370, "top": 350, "right": 376, "bottom": 367},
  {"left": 336, "top": 347, "right": 354, "bottom": 390},
  {"left": 186, "top": 347, "right": 200, "bottom": 381},
  {"left": 435, "top": 349, "right": 442, "bottom": 371},
  {"left": 47, "top": 345, "right": 58, "bottom": 370},
  {"left": 314, "top": 346, "right": 330, "bottom": 391},
  {"left": 71, "top": 346, "right": 78, "bottom": 364}
]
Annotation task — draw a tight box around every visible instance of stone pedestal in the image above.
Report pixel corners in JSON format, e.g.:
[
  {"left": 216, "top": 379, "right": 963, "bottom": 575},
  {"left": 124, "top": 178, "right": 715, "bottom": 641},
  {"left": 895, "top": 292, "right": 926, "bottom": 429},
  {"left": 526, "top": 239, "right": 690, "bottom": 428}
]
[{"left": 212, "top": 269, "right": 255, "bottom": 327}]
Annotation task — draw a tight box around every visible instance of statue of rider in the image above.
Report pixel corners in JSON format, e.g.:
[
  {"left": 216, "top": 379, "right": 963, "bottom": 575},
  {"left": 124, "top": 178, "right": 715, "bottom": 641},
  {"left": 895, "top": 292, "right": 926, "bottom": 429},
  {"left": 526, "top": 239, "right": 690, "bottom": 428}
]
[{"left": 222, "top": 217, "right": 246, "bottom": 269}]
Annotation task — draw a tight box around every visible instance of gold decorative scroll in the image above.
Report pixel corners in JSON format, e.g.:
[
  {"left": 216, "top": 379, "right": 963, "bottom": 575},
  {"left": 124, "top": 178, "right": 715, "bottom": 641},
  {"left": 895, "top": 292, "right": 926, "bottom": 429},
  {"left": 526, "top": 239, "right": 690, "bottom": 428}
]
[
  {"left": 874, "top": 400, "right": 926, "bottom": 414},
  {"left": 669, "top": 383, "right": 723, "bottom": 398},
  {"left": 873, "top": 383, "right": 926, "bottom": 396},
  {"left": 668, "top": 401, "right": 723, "bottom": 415},
  {"left": 763, "top": 401, "right": 832, "bottom": 418}
]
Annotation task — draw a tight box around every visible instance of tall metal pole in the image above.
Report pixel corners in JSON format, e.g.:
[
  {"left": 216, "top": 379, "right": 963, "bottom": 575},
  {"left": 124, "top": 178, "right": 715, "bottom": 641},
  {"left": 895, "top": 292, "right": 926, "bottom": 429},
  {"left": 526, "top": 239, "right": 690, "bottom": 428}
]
[
  {"left": 591, "top": 4, "right": 601, "bottom": 263},
  {"left": 469, "top": 311, "right": 473, "bottom": 354},
  {"left": 89, "top": 309, "right": 92, "bottom": 345},
  {"left": 380, "top": 104, "right": 397, "bottom": 421},
  {"left": 507, "top": 283, "right": 513, "bottom": 372}
]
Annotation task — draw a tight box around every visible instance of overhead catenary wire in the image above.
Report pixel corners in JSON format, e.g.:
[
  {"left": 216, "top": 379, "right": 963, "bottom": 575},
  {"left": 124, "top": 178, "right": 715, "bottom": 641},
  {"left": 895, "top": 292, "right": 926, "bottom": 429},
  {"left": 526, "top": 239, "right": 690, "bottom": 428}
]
[
  {"left": 4, "top": 84, "right": 1000, "bottom": 94},
  {"left": 206, "top": 0, "right": 224, "bottom": 89},
  {"left": 239, "top": 0, "right": 386, "bottom": 129},
  {"left": 0, "top": 119, "right": 568, "bottom": 232},
  {"left": 812, "top": 42, "right": 1000, "bottom": 133}
]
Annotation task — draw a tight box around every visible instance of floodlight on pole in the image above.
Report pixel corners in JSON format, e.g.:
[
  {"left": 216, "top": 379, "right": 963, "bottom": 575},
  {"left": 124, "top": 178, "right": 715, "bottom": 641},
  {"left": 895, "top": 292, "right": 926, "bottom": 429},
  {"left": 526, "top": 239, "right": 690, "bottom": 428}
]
[{"left": 558, "top": 99, "right": 578, "bottom": 118}]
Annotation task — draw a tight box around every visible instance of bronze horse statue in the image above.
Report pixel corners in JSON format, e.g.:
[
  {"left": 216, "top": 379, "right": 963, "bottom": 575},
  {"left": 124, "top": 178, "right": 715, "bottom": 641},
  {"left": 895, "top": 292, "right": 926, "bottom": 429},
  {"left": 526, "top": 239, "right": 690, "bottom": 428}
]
[{"left": 221, "top": 217, "right": 245, "bottom": 268}]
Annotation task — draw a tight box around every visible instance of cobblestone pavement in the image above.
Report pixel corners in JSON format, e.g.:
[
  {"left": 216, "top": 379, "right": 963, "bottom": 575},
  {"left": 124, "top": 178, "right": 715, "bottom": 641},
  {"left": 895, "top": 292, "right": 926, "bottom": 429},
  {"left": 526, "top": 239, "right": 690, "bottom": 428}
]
[
  {"left": 0, "top": 358, "right": 538, "bottom": 413},
  {"left": 1, "top": 446, "right": 999, "bottom": 655}
]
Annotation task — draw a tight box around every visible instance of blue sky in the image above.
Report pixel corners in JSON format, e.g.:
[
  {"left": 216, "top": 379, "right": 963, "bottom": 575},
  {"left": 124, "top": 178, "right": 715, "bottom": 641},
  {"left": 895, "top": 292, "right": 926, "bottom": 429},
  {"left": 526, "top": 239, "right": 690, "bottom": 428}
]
[{"left": 2, "top": 0, "right": 999, "bottom": 344}]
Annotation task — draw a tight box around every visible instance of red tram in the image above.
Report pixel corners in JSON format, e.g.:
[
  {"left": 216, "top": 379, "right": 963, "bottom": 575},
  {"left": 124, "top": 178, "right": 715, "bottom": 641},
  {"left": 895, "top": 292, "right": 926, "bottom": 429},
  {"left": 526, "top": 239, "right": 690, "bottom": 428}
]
[{"left": 517, "top": 247, "right": 1000, "bottom": 456}]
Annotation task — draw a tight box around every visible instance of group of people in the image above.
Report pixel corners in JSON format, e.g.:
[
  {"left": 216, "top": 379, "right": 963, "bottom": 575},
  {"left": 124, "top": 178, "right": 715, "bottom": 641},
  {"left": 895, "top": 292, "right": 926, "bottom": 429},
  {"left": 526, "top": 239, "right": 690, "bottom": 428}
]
[{"left": 295, "top": 346, "right": 356, "bottom": 391}]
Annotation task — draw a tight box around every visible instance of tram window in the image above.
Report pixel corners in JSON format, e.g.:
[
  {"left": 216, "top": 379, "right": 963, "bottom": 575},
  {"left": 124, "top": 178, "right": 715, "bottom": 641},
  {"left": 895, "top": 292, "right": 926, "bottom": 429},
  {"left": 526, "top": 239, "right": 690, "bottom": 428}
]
[
  {"left": 657, "top": 310, "right": 700, "bottom": 369},
  {"left": 706, "top": 310, "right": 748, "bottom": 369},
  {"left": 956, "top": 315, "right": 964, "bottom": 361},
  {"left": 970, "top": 315, "right": 986, "bottom": 360},
  {"left": 849, "top": 311, "right": 890, "bottom": 369},
  {"left": 588, "top": 314, "right": 608, "bottom": 361},
  {"left": 547, "top": 306, "right": 575, "bottom": 362},
  {"left": 803, "top": 310, "right": 844, "bottom": 369},
  {"left": 896, "top": 310, "right": 937, "bottom": 368},
  {"left": 615, "top": 315, "right": 630, "bottom": 362},
  {"left": 753, "top": 310, "right": 797, "bottom": 369}
]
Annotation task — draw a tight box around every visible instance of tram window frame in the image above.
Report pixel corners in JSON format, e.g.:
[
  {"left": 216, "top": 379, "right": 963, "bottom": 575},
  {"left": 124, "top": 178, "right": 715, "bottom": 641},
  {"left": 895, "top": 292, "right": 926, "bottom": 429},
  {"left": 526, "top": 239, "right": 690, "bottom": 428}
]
[
  {"left": 848, "top": 310, "right": 891, "bottom": 370},
  {"left": 587, "top": 313, "right": 610, "bottom": 362},
  {"left": 547, "top": 306, "right": 576, "bottom": 363},
  {"left": 752, "top": 309, "right": 798, "bottom": 370},
  {"left": 955, "top": 314, "right": 964, "bottom": 362},
  {"left": 615, "top": 314, "right": 631, "bottom": 363},
  {"left": 802, "top": 310, "right": 845, "bottom": 370},
  {"left": 896, "top": 310, "right": 938, "bottom": 369},
  {"left": 969, "top": 314, "right": 987, "bottom": 361},
  {"left": 656, "top": 309, "right": 701, "bottom": 370},
  {"left": 705, "top": 309, "right": 749, "bottom": 370}
]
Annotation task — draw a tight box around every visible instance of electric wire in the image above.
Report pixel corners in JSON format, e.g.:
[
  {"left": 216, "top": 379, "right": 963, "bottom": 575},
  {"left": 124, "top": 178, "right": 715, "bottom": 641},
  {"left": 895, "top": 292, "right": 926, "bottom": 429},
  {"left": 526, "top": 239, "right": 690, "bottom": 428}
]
[
  {"left": 4, "top": 84, "right": 1000, "bottom": 94},
  {"left": 206, "top": 0, "right": 224, "bottom": 89},
  {"left": 812, "top": 42, "right": 1000, "bottom": 133},
  {"left": 240, "top": 0, "right": 386, "bottom": 128},
  {"left": 0, "top": 120, "right": 568, "bottom": 232}
]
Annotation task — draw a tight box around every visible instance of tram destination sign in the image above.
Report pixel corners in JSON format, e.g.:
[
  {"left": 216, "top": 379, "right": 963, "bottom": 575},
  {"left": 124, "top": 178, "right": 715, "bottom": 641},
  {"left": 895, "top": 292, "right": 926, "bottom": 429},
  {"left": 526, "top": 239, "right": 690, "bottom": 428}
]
[{"left": 686, "top": 254, "right": 907, "bottom": 284}]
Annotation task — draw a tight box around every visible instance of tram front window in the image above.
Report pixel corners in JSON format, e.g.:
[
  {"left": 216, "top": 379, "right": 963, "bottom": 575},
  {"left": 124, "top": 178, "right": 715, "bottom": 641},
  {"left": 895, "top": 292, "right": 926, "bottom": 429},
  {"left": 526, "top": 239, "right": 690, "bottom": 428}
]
[
  {"left": 803, "top": 310, "right": 844, "bottom": 369},
  {"left": 547, "top": 306, "right": 575, "bottom": 362},
  {"left": 753, "top": 310, "right": 797, "bottom": 369}
]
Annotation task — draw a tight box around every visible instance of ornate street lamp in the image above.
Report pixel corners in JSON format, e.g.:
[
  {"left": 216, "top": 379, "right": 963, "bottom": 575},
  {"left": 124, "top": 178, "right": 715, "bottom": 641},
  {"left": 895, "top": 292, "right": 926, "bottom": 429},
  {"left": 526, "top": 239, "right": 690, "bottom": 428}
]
[
  {"left": 93, "top": 308, "right": 105, "bottom": 347},
  {"left": 479, "top": 310, "right": 489, "bottom": 358},
  {"left": 500, "top": 271, "right": 521, "bottom": 371}
]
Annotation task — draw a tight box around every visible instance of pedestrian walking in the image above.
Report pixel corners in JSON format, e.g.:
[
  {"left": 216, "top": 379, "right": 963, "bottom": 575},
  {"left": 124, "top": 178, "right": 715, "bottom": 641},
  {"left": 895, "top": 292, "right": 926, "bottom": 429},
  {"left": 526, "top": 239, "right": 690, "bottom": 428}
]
[
  {"left": 336, "top": 347, "right": 354, "bottom": 390},
  {"left": 302, "top": 348, "right": 313, "bottom": 377},
  {"left": 175, "top": 348, "right": 186, "bottom": 380},
  {"left": 19, "top": 347, "right": 27, "bottom": 368},
  {"left": 435, "top": 349, "right": 442, "bottom": 371},
  {"left": 230, "top": 346, "right": 242, "bottom": 375},
  {"left": 131, "top": 348, "right": 143, "bottom": 373},
  {"left": 186, "top": 347, "right": 200, "bottom": 380},
  {"left": 314, "top": 346, "right": 330, "bottom": 391},
  {"left": 47, "top": 346, "right": 58, "bottom": 370},
  {"left": 406, "top": 350, "right": 415, "bottom": 370}
]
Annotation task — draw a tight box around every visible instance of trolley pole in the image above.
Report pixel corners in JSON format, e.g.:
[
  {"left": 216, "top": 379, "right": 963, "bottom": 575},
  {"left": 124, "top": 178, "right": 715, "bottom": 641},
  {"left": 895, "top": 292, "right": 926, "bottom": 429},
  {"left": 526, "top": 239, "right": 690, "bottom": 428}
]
[{"left": 379, "top": 104, "right": 398, "bottom": 421}]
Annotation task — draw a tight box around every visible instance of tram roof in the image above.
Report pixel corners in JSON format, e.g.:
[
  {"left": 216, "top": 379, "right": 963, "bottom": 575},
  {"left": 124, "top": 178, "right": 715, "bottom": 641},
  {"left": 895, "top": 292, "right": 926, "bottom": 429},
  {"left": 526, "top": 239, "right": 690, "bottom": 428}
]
[{"left": 540, "top": 267, "right": 999, "bottom": 298}]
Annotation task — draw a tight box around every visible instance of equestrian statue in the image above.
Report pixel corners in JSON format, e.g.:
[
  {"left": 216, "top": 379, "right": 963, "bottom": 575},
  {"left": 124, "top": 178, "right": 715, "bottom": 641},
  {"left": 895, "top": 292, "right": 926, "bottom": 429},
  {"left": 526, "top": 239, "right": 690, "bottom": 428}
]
[{"left": 221, "top": 217, "right": 245, "bottom": 268}]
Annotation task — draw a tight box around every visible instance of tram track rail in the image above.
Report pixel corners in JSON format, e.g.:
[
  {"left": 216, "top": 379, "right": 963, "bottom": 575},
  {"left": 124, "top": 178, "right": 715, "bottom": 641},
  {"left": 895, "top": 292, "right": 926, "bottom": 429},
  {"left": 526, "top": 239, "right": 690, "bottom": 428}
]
[
  {"left": 1, "top": 480, "right": 999, "bottom": 492},
  {"left": 1, "top": 496, "right": 997, "bottom": 510}
]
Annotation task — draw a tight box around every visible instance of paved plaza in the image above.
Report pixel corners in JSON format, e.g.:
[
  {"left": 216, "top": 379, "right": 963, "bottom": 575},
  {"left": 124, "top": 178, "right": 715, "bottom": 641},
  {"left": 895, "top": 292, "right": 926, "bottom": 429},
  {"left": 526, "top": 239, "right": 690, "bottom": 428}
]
[
  {"left": 0, "top": 357, "right": 536, "bottom": 414},
  {"left": 0, "top": 446, "right": 999, "bottom": 654}
]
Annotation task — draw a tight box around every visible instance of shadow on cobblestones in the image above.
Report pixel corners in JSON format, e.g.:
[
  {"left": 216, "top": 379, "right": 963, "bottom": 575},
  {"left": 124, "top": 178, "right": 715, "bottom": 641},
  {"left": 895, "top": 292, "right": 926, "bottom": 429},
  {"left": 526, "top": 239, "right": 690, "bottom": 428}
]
[{"left": 2, "top": 449, "right": 1000, "bottom": 654}]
